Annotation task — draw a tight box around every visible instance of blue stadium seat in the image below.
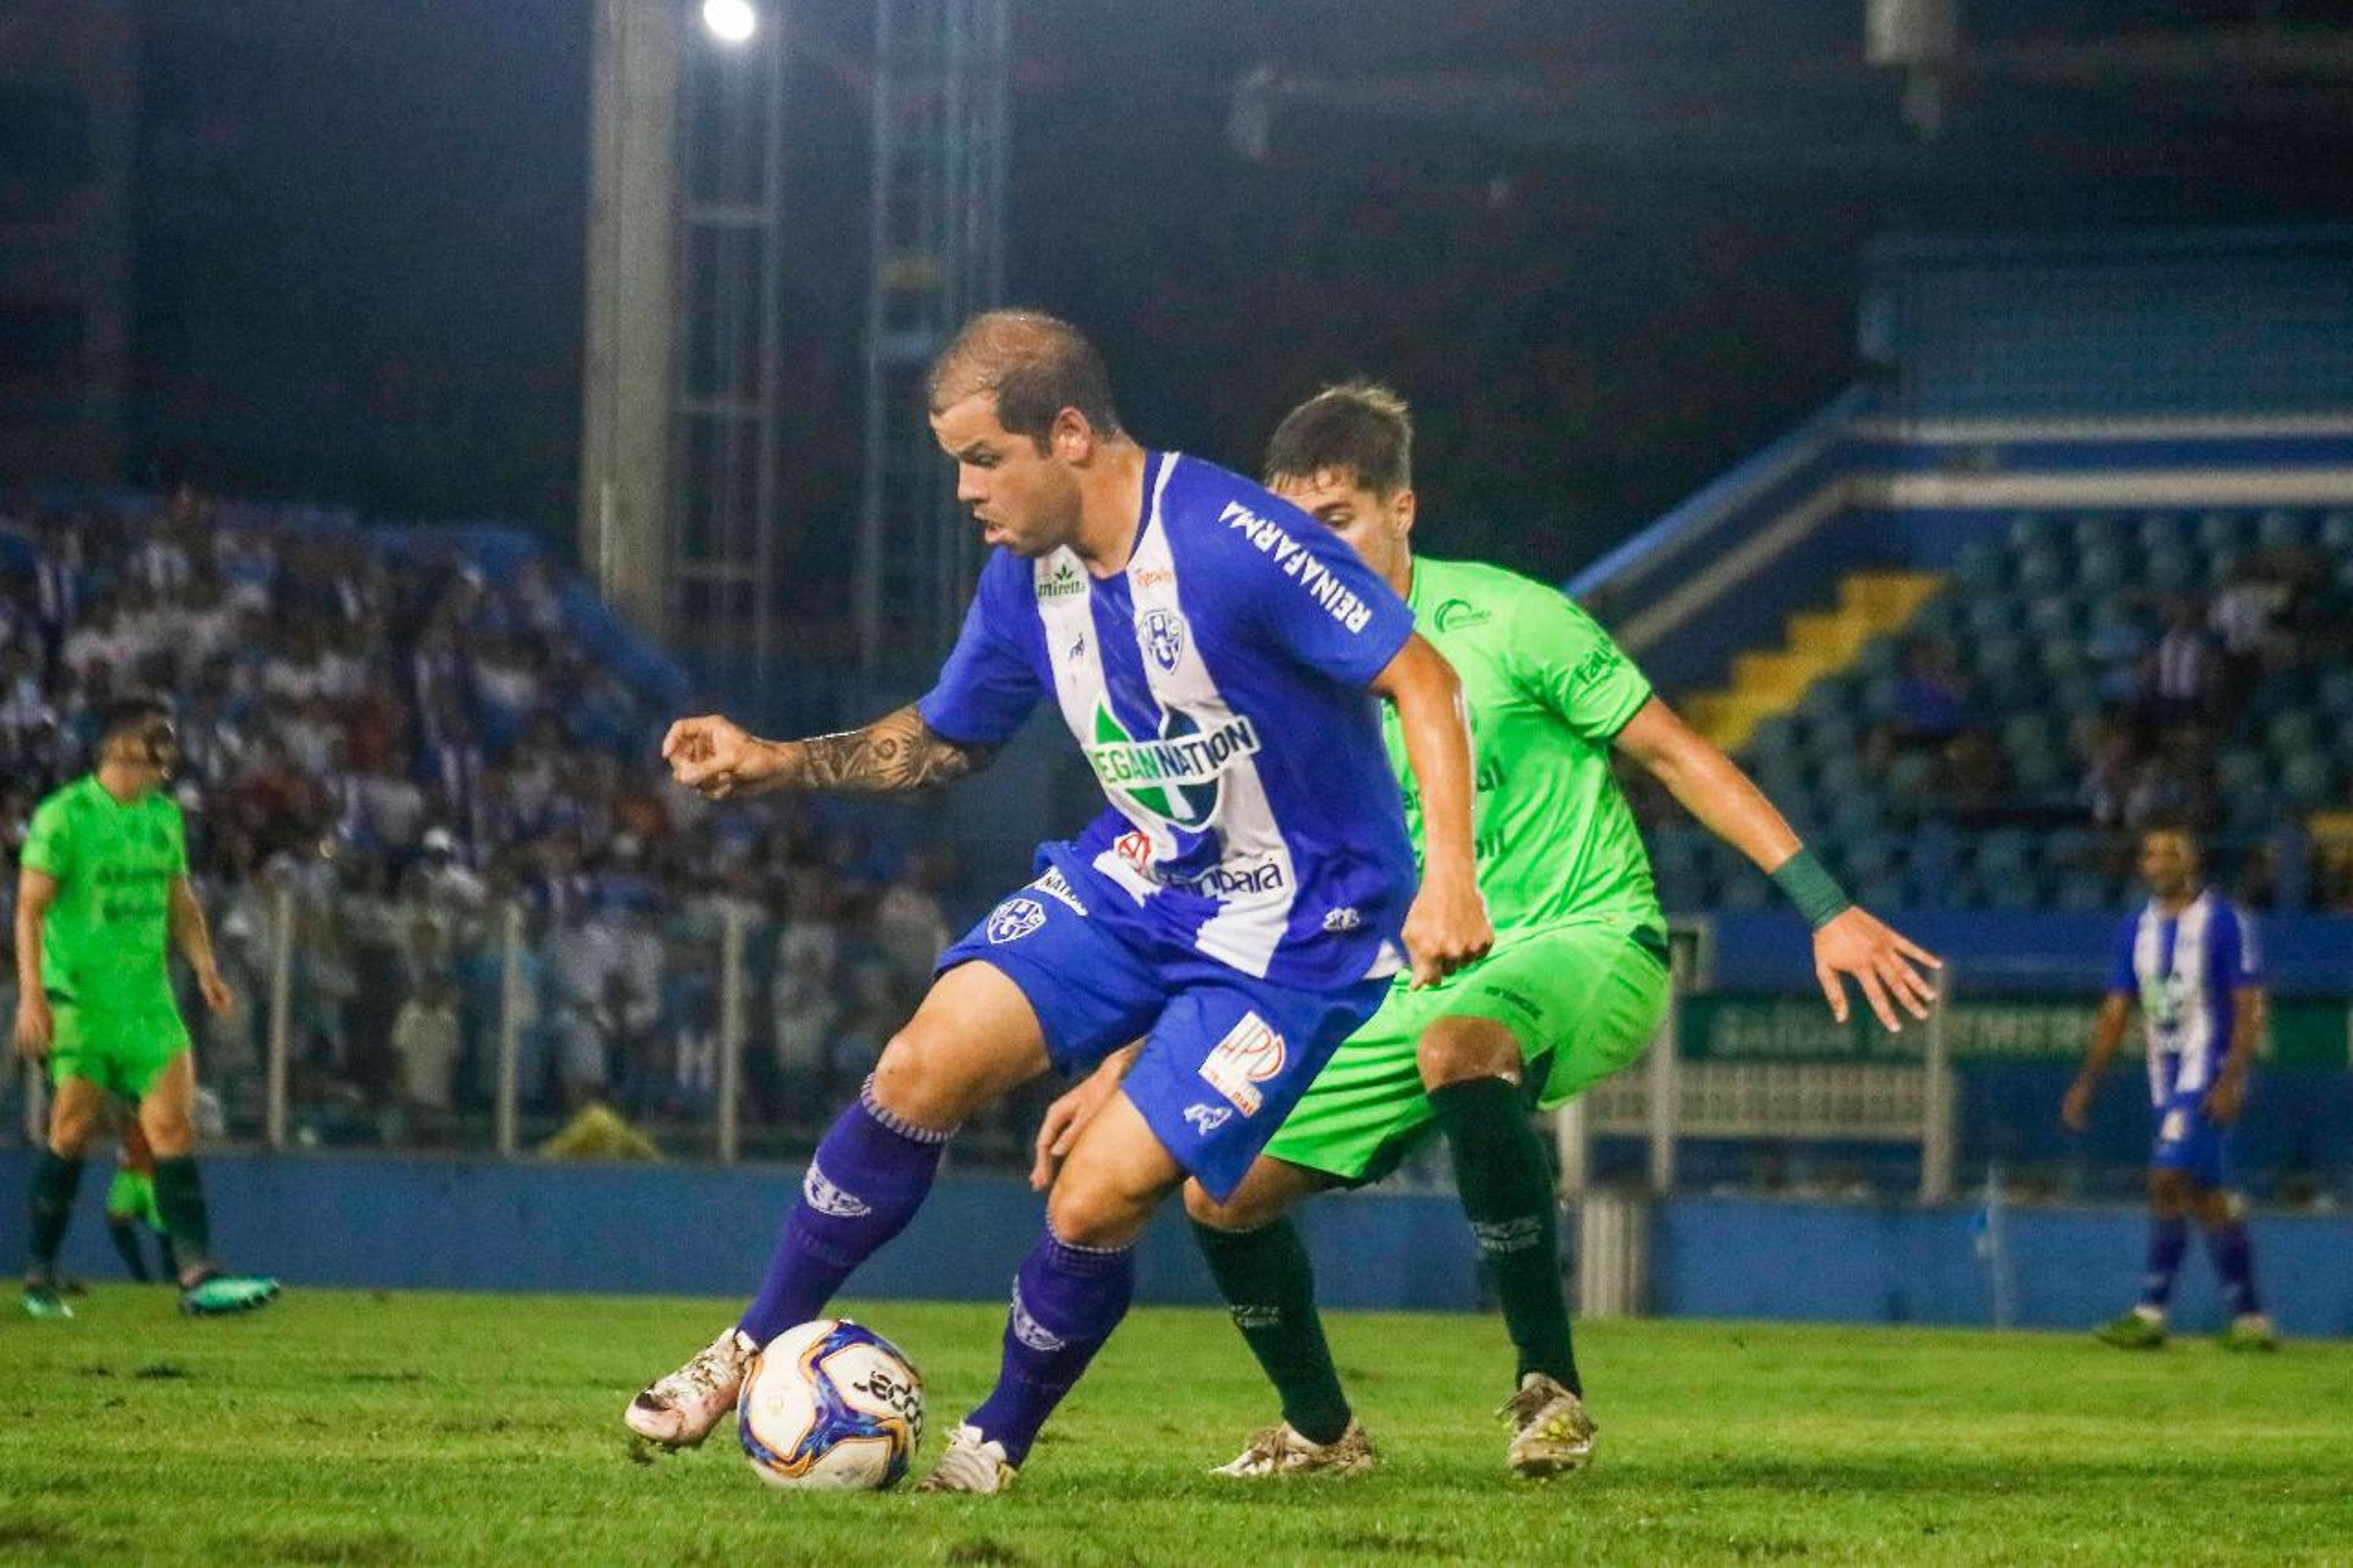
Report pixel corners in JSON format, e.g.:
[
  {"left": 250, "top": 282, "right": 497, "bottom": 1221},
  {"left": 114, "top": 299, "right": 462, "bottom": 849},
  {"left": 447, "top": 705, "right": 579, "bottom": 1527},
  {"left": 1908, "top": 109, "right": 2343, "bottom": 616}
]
[
  {"left": 2025, "top": 594, "right": 2078, "bottom": 642},
  {"left": 2135, "top": 511, "right": 2191, "bottom": 552},
  {"left": 2321, "top": 509, "right": 2353, "bottom": 554},
  {"left": 2015, "top": 546, "right": 2071, "bottom": 593},
  {"left": 2256, "top": 508, "right": 2314, "bottom": 550},
  {"left": 2144, "top": 547, "right": 2198, "bottom": 595},
  {"left": 2077, "top": 544, "right": 2130, "bottom": 592},
  {"left": 2317, "top": 668, "right": 2353, "bottom": 719},
  {"left": 2267, "top": 710, "right": 2319, "bottom": 758},
  {"left": 2216, "top": 749, "right": 2268, "bottom": 798},
  {"left": 2054, "top": 871, "right": 2115, "bottom": 912},
  {"left": 2196, "top": 509, "right": 2247, "bottom": 553},
  {"left": 2280, "top": 752, "right": 2338, "bottom": 811},
  {"left": 2005, "top": 512, "right": 2059, "bottom": 551},
  {"left": 2070, "top": 513, "right": 2127, "bottom": 553},
  {"left": 1954, "top": 539, "right": 2007, "bottom": 591}
]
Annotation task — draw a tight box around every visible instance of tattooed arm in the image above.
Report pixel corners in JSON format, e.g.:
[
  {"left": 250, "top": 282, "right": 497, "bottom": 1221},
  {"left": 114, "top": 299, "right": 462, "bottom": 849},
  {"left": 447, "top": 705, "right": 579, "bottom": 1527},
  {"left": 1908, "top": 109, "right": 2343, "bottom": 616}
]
[{"left": 661, "top": 704, "right": 995, "bottom": 799}]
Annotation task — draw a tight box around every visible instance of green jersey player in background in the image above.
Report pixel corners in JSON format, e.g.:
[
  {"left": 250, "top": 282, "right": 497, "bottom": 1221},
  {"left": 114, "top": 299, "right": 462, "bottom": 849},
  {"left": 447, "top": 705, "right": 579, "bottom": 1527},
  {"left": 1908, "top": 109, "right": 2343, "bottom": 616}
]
[
  {"left": 14, "top": 697, "right": 279, "bottom": 1318},
  {"left": 1037, "top": 384, "right": 1938, "bottom": 1477}
]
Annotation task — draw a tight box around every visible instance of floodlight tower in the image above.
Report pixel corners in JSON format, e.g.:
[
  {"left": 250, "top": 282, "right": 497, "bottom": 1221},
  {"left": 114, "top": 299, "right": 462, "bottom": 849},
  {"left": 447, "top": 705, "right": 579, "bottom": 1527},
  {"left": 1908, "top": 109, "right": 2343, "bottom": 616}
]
[
  {"left": 582, "top": 0, "right": 787, "bottom": 699},
  {"left": 853, "top": 0, "right": 1010, "bottom": 695}
]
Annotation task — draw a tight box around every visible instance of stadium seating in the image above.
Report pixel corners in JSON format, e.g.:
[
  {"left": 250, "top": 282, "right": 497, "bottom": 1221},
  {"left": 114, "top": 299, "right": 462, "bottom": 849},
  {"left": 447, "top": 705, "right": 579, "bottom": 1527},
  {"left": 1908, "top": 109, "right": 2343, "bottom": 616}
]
[{"left": 1646, "top": 504, "right": 2353, "bottom": 914}]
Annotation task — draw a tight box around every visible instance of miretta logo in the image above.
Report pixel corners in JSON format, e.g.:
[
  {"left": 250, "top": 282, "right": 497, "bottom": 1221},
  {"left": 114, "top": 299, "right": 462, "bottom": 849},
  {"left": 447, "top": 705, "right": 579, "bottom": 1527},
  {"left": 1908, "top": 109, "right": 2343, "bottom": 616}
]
[
  {"left": 1085, "top": 703, "right": 1260, "bottom": 831},
  {"left": 1039, "top": 556, "right": 1088, "bottom": 599},
  {"left": 1432, "top": 597, "right": 1492, "bottom": 633}
]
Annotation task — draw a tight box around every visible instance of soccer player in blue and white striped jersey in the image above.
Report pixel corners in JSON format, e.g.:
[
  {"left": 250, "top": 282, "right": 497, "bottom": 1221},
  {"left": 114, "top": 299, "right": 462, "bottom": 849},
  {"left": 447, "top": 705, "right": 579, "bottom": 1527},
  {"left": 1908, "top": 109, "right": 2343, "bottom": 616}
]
[
  {"left": 2063, "top": 824, "right": 2275, "bottom": 1350},
  {"left": 624, "top": 311, "right": 1494, "bottom": 1489}
]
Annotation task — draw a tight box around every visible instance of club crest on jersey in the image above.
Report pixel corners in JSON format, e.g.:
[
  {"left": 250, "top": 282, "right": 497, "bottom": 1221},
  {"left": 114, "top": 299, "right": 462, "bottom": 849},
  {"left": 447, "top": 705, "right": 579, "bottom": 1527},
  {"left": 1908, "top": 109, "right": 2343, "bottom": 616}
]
[
  {"left": 985, "top": 896, "right": 1047, "bottom": 944},
  {"left": 1085, "top": 703, "right": 1260, "bottom": 833},
  {"left": 1197, "top": 1012, "right": 1286, "bottom": 1116},
  {"left": 1140, "top": 608, "right": 1186, "bottom": 672}
]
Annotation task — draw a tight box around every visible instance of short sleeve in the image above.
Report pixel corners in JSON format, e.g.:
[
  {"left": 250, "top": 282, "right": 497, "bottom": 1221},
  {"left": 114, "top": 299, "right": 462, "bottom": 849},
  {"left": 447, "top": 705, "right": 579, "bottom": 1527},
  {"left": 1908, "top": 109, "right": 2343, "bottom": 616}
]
[
  {"left": 917, "top": 560, "right": 1042, "bottom": 747},
  {"left": 1507, "top": 588, "right": 1654, "bottom": 741},
  {"left": 1221, "top": 498, "right": 1414, "bottom": 689},
  {"left": 20, "top": 798, "right": 69, "bottom": 881},
  {"left": 2105, "top": 917, "right": 2139, "bottom": 997},
  {"left": 165, "top": 804, "right": 189, "bottom": 878},
  {"left": 2213, "top": 904, "right": 2262, "bottom": 989}
]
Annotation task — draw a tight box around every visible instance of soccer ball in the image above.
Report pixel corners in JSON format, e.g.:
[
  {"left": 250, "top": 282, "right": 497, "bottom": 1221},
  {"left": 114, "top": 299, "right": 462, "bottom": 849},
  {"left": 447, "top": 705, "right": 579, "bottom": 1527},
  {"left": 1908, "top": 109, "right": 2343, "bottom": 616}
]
[{"left": 737, "top": 1319, "right": 925, "bottom": 1491}]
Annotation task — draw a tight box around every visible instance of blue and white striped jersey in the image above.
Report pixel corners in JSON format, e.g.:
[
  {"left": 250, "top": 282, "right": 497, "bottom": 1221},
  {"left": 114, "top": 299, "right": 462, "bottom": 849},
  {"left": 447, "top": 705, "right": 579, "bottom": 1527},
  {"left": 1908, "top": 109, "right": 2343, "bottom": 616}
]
[
  {"left": 2105, "top": 888, "right": 2262, "bottom": 1104},
  {"left": 919, "top": 450, "right": 1419, "bottom": 988}
]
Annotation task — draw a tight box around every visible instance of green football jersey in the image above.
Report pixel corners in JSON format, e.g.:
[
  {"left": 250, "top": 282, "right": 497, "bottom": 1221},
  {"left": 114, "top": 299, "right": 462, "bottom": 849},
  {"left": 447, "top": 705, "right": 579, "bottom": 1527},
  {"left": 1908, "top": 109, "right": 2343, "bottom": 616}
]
[
  {"left": 1382, "top": 556, "right": 1662, "bottom": 936},
  {"left": 20, "top": 776, "right": 188, "bottom": 1017}
]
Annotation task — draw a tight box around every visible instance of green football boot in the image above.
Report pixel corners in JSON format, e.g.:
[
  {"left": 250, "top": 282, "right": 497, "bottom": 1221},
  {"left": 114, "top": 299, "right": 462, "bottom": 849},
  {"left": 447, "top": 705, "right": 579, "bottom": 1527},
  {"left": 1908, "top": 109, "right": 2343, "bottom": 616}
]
[
  {"left": 179, "top": 1272, "right": 281, "bottom": 1316},
  {"left": 2218, "top": 1315, "right": 2278, "bottom": 1352},
  {"left": 20, "top": 1281, "right": 74, "bottom": 1320},
  {"left": 2093, "top": 1309, "right": 2166, "bottom": 1349}
]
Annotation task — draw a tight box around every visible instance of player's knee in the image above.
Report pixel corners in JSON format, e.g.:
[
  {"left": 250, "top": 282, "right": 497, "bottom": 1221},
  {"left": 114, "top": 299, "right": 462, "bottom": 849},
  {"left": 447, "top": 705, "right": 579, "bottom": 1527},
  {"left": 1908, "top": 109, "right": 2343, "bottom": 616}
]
[
  {"left": 1416, "top": 1032, "right": 1518, "bottom": 1093},
  {"left": 143, "top": 1108, "right": 195, "bottom": 1157},
  {"left": 2148, "top": 1168, "right": 2192, "bottom": 1214},
  {"left": 1183, "top": 1176, "right": 1279, "bottom": 1233},
  {"left": 47, "top": 1108, "right": 99, "bottom": 1158},
  {"left": 1046, "top": 1172, "right": 1154, "bottom": 1251},
  {"left": 869, "top": 1025, "right": 972, "bottom": 1131}
]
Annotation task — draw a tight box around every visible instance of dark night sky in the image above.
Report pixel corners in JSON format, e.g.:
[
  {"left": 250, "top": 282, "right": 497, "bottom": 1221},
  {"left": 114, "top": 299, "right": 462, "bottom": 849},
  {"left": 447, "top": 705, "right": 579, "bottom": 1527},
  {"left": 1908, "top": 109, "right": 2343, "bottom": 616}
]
[{"left": 124, "top": 0, "right": 2353, "bottom": 596}]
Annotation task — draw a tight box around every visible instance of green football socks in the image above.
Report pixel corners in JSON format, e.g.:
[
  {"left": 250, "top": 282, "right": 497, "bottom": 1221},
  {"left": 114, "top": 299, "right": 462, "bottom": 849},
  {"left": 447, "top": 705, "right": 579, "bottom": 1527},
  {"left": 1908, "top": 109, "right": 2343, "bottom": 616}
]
[
  {"left": 1432, "top": 1076, "right": 1580, "bottom": 1395},
  {"left": 27, "top": 1150, "right": 85, "bottom": 1282},
  {"left": 1191, "top": 1216, "right": 1354, "bottom": 1445},
  {"left": 151, "top": 1156, "right": 214, "bottom": 1278}
]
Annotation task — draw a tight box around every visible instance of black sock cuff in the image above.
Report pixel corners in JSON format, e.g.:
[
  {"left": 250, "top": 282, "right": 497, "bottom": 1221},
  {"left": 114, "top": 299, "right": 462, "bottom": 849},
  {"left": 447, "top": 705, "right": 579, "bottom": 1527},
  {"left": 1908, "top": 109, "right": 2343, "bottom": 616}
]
[{"left": 1428, "top": 1074, "right": 1523, "bottom": 1119}]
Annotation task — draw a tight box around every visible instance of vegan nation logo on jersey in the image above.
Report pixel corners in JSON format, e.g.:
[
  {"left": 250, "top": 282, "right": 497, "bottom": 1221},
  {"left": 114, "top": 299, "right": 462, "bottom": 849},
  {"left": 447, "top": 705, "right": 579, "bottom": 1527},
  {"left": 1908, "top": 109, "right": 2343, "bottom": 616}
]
[{"left": 1084, "top": 703, "right": 1262, "bottom": 831}]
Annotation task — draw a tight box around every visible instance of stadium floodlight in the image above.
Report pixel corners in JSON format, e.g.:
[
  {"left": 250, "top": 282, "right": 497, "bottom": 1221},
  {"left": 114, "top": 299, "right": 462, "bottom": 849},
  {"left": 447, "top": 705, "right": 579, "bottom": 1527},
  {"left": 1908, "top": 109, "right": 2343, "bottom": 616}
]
[{"left": 702, "top": 0, "right": 757, "bottom": 45}]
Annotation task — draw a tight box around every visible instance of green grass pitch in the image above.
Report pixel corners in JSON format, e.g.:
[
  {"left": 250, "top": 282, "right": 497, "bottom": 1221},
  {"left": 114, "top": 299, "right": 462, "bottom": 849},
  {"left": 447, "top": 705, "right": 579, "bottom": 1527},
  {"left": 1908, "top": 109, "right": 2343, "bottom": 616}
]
[{"left": 6, "top": 1288, "right": 2349, "bottom": 1566}]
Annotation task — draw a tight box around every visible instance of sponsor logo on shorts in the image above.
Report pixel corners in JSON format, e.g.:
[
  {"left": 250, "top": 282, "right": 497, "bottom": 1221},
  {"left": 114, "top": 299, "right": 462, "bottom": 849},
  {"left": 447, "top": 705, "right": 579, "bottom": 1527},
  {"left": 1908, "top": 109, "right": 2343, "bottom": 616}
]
[
  {"left": 1181, "top": 1102, "right": 1233, "bottom": 1136},
  {"left": 1229, "top": 1304, "right": 1281, "bottom": 1329},
  {"left": 1197, "top": 1012, "right": 1286, "bottom": 1117},
  {"left": 1322, "top": 906, "right": 1362, "bottom": 933},
  {"left": 1140, "top": 608, "right": 1186, "bottom": 672},
  {"left": 986, "top": 897, "right": 1047, "bottom": 944},
  {"left": 1010, "top": 1281, "right": 1065, "bottom": 1352},
  {"left": 2159, "top": 1108, "right": 2189, "bottom": 1143},
  {"left": 1030, "top": 866, "right": 1089, "bottom": 917},
  {"left": 802, "top": 1160, "right": 873, "bottom": 1219}
]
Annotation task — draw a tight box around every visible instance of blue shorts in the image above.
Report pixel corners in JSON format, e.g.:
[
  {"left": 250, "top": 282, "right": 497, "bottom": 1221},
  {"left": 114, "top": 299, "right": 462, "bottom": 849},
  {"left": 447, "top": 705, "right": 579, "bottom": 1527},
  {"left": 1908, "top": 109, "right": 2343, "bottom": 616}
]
[
  {"left": 936, "top": 854, "right": 1390, "bottom": 1202},
  {"left": 2150, "top": 1089, "right": 2229, "bottom": 1189}
]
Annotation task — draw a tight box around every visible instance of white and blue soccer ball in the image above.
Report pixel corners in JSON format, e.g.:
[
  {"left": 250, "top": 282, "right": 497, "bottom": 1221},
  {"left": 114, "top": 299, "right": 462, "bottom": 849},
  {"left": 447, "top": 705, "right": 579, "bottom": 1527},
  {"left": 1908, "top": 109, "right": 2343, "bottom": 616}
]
[{"left": 737, "top": 1318, "right": 925, "bottom": 1491}]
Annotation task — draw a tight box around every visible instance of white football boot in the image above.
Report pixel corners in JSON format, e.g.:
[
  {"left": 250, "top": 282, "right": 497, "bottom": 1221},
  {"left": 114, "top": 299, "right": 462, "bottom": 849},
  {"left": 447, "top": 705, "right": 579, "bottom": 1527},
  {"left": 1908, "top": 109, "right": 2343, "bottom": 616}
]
[
  {"left": 625, "top": 1326, "right": 756, "bottom": 1448},
  {"left": 914, "top": 1423, "right": 1017, "bottom": 1494},
  {"left": 1210, "top": 1418, "right": 1377, "bottom": 1478},
  {"left": 1501, "top": 1373, "right": 1597, "bottom": 1477}
]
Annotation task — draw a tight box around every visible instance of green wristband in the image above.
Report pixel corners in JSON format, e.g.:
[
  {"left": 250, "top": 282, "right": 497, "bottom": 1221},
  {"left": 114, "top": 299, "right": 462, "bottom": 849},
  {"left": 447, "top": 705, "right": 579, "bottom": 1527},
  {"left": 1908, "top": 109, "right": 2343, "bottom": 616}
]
[{"left": 1770, "top": 847, "right": 1852, "bottom": 929}]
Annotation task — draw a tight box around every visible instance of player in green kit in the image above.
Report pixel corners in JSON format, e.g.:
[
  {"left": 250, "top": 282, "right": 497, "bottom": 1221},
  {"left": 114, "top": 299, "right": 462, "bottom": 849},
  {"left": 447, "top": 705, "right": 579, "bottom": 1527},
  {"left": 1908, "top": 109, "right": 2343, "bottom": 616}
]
[
  {"left": 14, "top": 697, "right": 279, "bottom": 1318},
  {"left": 1036, "top": 385, "right": 1938, "bottom": 1476}
]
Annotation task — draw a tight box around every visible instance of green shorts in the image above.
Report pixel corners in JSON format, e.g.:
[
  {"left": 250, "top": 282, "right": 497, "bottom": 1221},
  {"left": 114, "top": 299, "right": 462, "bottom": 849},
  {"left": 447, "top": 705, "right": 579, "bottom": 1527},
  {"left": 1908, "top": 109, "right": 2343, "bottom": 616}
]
[
  {"left": 107, "top": 1168, "right": 163, "bottom": 1229},
  {"left": 1262, "top": 919, "right": 1669, "bottom": 1186},
  {"left": 48, "top": 999, "right": 191, "bottom": 1101}
]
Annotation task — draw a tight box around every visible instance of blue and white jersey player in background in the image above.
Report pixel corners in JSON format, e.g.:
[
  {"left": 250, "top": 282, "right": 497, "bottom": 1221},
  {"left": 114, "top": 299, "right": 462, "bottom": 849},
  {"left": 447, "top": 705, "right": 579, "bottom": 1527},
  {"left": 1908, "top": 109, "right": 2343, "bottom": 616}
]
[
  {"left": 627, "top": 309, "right": 1494, "bottom": 1491},
  {"left": 2064, "top": 823, "right": 2275, "bottom": 1351}
]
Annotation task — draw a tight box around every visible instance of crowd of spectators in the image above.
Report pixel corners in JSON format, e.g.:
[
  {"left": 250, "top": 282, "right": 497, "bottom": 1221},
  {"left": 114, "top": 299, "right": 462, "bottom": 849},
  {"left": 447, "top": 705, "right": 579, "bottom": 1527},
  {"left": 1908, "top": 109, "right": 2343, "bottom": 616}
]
[{"left": 0, "top": 487, "right": 958, "bottom": 1151}]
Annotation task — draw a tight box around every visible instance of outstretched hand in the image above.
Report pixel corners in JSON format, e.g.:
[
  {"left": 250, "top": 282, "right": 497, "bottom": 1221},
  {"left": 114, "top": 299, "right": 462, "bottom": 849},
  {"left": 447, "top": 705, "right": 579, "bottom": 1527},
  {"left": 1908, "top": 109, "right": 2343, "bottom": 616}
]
[{"left": 1813, "top": 907, "right": 1941, "bottom": 1032}]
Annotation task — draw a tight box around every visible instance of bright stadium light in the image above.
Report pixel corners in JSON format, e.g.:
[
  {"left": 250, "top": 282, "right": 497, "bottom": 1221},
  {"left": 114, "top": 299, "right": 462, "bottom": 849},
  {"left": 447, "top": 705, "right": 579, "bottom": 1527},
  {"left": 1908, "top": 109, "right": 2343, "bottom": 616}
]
[{"left": 702, "top": 0, "right": 757, "bottom": 45}]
